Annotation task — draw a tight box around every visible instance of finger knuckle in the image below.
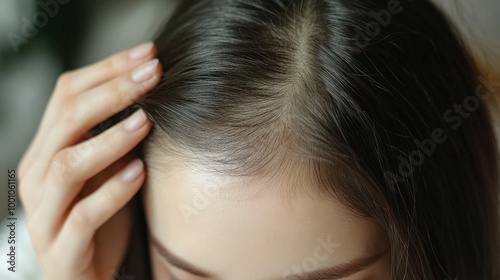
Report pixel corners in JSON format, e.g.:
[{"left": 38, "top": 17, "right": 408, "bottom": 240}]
[
  {"left": 107, "top": 54, "right": 123, "bottom": 71},
  {"left": 102, "top": 183, "right": 123, "bottom": 208},
  {"left": 112, "top": 78, "right": 136, "bottom": 108},
  {"left": 55, "top": 71, "right": 74, "bottom": 94},
  {"left": 51, "top": 149, "right": 79, "bottom": 181},
  {"left": 69, "top": 205, "right": 91, "bottom": 231},
  {"left": 58, "top": 98, "right": 79, "bottom": 125}
]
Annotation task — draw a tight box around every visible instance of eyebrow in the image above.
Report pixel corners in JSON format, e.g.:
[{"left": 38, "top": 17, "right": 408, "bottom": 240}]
[
  {"left": 150, "top": 234, "right": 385, "bottom": 280},
  {"left": 150, "top": 234, "right": 214, "bottom": 277},
  {"left": 281, "top": 252, "right": 385, "bottom": 280}
]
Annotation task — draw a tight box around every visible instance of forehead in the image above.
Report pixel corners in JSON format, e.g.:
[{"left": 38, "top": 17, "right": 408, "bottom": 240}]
[{"left": 142, "top": 155, "right": 387, "bottom": 278}]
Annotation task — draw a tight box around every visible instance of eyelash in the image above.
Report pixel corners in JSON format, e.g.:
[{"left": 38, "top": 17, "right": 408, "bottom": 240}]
[
  {"left": 152, "top": 246, "right": 178, "bottom": 280},
  {"left": 156, "top": 250, "right": 180, "bottom": 280},
  {"left": 164, "top": 261, "right": 180, "bottom": 280},
  {"left": 165, "top": 265, "right": 179, "bottom": 280}
]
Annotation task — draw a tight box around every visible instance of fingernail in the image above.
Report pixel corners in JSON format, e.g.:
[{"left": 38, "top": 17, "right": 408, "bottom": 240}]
[
  {"left": 131, "top": 59, "right": 159, "bottom": 83},
  {"left": 122, "top": 159, "right": 144, "bottom": 182},
  {"left": 129, "top": 42, "right": 154, "bottom": 60},
  {"left": 124, "top": 109, "right": 147, "bottom": 131}
]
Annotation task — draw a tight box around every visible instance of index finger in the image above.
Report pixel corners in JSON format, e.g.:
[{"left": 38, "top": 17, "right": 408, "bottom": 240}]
[{"left": 56, "top": 42, "right": 157, "bottom": 95}]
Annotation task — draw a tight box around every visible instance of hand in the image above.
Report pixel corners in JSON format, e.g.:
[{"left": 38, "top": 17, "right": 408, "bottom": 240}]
[{"left": 17, "top": 42, "right": 161, "bottom": 280}]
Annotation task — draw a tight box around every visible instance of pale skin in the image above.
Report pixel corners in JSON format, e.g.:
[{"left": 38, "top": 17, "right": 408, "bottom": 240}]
[
  {"left": 143, "top": 152, "right": 392, "bottom": 280},
  {"left": 19, "top": 43, "right": 392, "bottom": 280}
]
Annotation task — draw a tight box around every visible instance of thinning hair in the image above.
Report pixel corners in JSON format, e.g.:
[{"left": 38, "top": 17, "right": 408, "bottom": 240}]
[{"left": 136, "top": 0, "right": 500, "bottom": 279}]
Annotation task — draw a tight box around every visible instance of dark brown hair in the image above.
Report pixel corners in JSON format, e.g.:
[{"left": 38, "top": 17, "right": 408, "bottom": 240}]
[{"left": 131, "top": 0, "right": 500, "bottom": 279}]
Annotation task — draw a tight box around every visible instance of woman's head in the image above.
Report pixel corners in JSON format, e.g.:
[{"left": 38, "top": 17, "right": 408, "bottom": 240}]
[{"left": 136, "top": 0, "right": 500, "bottom": 279}]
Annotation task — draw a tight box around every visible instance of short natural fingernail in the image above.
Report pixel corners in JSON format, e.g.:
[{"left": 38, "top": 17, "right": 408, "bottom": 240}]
[
  {"left": 121, "top": 159, "right": 144, "bottom": 182},
  {"left": 131, "top": 59, "right": 159, "bottom": 83},
  {"left": 124, "top": 109, "right": 148, "bottom": 131},
  {"left": 129, "top": 42, "right": 154, "bottom": 60}
]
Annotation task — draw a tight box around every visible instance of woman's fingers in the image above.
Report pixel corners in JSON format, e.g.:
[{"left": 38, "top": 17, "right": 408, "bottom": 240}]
[
  {"left": 54, "top": 158, "right": 145, "bottom": 268},
  {"left": 56, "top": 42, "right": 156, "bottom": 95},
  {"left": 30, "top": 109, "right": 151, "bottom": 237},
  {"left": 31, "top": 59, "right": 160, "bottom": 180},
  {"left": 18, "top": 42, "right": 156, "bottom": 179},
  {"left": 76, "top": 59, "right": 160, "bottom": 130},
  {"left": 19, "top": 42, "right": 159, "bottom": 280},
  {"left": 50, "top": 109, "right": 151, "bottom": 184}
]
